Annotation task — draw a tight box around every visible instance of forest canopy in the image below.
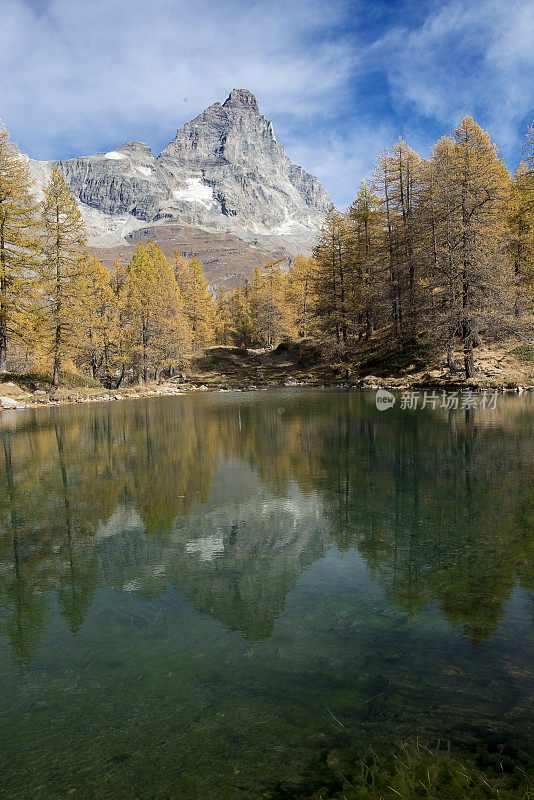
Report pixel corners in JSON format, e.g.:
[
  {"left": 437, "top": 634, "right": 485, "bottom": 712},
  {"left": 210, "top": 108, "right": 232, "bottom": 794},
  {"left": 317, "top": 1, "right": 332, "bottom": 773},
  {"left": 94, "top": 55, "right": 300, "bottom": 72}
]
[{"left": 1, "top": 116, "right": 533, "bottom": 388}]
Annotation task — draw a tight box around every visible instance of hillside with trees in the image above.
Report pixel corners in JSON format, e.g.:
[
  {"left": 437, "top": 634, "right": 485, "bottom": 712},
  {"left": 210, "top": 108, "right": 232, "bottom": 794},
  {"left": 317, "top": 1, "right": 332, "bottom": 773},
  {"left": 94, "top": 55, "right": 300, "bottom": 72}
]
[{"left": 1, "top": 116, "right": 533, "bottom": 392}]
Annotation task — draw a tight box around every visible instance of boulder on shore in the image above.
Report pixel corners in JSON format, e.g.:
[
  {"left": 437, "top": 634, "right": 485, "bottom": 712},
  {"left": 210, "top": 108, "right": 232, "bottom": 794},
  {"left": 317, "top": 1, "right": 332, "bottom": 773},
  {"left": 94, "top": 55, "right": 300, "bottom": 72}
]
[{"left": 0, "top": 397, "right": 18, "bottom": 409}]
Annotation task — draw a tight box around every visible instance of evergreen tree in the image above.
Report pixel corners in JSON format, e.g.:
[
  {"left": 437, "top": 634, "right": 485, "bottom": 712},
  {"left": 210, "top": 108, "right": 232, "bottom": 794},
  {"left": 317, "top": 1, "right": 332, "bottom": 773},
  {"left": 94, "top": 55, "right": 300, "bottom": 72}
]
[
  {"left": 288, "top": 255, "right": 314, "bottom": 338},
  {"left": 0, "top": 122, "right": 41, "bottom": 371},
  {"left": 172, "top": 254, "right": 215, "bottom": 352},
  {"left": 40, "top": 169, "right": 88, "bottom": 393},
  {"left": 123, "top": 242, "right": 188, "bottom": 382}
]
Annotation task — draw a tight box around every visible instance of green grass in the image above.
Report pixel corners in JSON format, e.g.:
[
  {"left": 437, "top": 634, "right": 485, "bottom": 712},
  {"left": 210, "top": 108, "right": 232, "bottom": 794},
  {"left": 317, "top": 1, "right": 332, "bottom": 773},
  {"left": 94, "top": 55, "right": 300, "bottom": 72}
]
[
  {"left": 191, "top": 341, "right": 327, "bottom": 385},
  {"left": 266, "top": 339, "right": 324, "bottom": 368},
  {"left": 512, "top": 344, "right": 534, "bottom": 363},
  {"left": 355, "top": 338, "right": 436, "bottom": 377},
  {"left": 3, "top": 370, "right": 102, "bottom": 391},
  {"left": 269, "top": 738, "right": 532, "bottom": 800}
]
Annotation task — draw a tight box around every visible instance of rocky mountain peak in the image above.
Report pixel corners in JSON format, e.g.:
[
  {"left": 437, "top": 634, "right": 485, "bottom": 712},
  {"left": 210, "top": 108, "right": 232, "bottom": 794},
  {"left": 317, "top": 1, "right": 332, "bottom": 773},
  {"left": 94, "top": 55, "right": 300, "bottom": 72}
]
[
  {"left": 27, "top": 89, "right": 331, "bottom": 283},
  {"left": 116, "top": 142, "right": 153, "bottom": 157},
  {"left": 222, "top": 88, "right": 259, "bottom": 112}
]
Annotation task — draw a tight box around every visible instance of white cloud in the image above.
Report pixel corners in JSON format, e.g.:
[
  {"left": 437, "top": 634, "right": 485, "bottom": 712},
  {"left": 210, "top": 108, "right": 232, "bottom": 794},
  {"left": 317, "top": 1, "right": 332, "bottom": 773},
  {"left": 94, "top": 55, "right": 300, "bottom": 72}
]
[
  {"left": 2, "top": 0, "right": 534, "bottom": 209},
  {"left": 0, "top": 0, "right": 356, "bottom": 156},
  {"left": 284, "top": 120, "right": 397, "bottom": 210},
  {"left": 372, "top": 0, "right": 534, "bottom": 149}
]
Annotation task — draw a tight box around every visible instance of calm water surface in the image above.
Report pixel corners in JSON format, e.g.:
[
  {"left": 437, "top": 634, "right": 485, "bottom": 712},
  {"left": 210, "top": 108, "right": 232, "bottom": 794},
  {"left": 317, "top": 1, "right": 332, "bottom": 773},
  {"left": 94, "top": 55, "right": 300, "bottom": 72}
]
[{"left": 0, "top": 390, "right": 532, "bottom": 799}]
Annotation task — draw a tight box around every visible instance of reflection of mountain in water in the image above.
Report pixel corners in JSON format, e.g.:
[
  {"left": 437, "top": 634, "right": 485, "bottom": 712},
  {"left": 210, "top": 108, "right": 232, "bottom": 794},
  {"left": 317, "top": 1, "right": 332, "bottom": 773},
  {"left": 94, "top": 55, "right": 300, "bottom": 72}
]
[
  {"left": 172, "top": 483, "right": 327, "bottom": 639},
  {"left": 0, "top": 391, "right": 533, "bottom": 667},
  {"left": 97, "top": 462, "right": 328, "bottom": 639}
]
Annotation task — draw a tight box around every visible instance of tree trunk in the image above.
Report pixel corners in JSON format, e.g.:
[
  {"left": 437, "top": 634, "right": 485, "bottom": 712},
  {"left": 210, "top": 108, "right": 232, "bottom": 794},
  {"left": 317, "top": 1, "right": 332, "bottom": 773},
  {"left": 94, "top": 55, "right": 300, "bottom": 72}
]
[
  {"left": 91, "top": 353, "right": 101, "bottom": 381},
  {"left": 0, "top": 316, "right": 6, "bottom": 373},
  {"left": 302, "top": 274, "right": 308, "bottom": 337},
  {"left": 384, "top": 170, "right": 401, "bottom": 334},
  {"left": 115, "top": 363, "right": 125, "bottom": 390},
  {"left": 365, "top": 309, "right": 373, "bottom": 340},
  {"left": 50, "top": 324, "right": 61, "bottom": 395},
  {"left": 0, "top": 225, "right": 7, "bottom": 372},
  {"left": 337, "top": 238, "right": 347, "bottom": 346},
  {"left": 447, "top": 345, "right": 458, "bottom": 372},
  {"left": 462, "top": 323, "right": 475, "bottom": 379},
  {"left": 51, "top": 221, "right": 62, "bottom": 398},
  {"left": 51, "top": 357, "right": 60, "bottom": 395}
]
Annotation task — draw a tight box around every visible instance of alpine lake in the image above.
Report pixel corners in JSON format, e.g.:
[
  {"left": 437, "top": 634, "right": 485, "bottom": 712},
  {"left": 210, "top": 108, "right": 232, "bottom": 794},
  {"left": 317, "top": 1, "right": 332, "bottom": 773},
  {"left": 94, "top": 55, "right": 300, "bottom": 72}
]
[{"left": 0, "top": 389, "right": 532, "bottom": 799}]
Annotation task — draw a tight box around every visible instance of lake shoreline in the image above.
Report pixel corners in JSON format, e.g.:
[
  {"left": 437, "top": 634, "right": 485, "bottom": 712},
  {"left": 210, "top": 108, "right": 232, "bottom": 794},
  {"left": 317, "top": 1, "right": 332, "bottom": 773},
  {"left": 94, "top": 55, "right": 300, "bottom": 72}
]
[{"left": 2, "top": 377, "right": 533, "bottom": 412}]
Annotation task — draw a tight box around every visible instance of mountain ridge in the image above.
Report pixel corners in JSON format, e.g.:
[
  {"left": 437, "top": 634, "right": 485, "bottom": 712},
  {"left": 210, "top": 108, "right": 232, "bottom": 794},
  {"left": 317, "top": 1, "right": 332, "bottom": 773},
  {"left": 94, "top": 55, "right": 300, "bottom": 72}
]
[{"left": 27, "top": 89, "right": 331, "bottom": 286}]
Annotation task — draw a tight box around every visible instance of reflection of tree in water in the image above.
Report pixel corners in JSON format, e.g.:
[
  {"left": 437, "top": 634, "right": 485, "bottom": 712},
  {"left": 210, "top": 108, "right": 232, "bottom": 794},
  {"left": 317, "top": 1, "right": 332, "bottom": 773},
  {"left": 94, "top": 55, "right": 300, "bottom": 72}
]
[
  {"left": 54, "top": 424, "right": 99, "bottom": 633},
  {"left": 0, "top": 434, "right": 49, "bottom": 670},
  {"left": 212, "top": 393, "right": 533, "bottom": 642},
  {"left": 0, "top": 393, "right": 533, "bottom": 665},
  {"left": 298, "top": 402, "right": 534, "bottom": 644}
]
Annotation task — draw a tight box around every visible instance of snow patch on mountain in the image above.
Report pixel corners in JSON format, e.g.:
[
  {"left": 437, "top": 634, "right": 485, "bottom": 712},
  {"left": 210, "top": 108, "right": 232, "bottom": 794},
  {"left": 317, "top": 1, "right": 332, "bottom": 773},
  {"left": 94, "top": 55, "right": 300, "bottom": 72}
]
[
  {"left": 97, "top": 506, "right": 144, "bottom": 539},
  {"left": 271, "top": 213, "right": 309, "bottom": 236},
  {"left": 173, "top": 178, "right": 215, "bottom": 207},
  {"left": 25, "top": 90, "right": 331, "bottom": 256},
  {"left": 78, "top": 204, "right": 145, "bottom": 246}
]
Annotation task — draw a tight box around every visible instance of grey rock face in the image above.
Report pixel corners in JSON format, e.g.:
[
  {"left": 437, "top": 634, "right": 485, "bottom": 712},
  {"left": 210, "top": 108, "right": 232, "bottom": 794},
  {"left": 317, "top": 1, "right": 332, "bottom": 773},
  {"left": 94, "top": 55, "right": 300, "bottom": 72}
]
[{"left": 28, "top": 90, "right": 331, "bottom": 253}]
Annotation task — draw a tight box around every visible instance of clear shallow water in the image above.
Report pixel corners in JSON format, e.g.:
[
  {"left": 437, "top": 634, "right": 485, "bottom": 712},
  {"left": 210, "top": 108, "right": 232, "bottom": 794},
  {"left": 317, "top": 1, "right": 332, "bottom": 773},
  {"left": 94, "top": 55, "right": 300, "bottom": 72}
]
[{"left": 0, "top": 389, "right": 532, "bottom": 799}]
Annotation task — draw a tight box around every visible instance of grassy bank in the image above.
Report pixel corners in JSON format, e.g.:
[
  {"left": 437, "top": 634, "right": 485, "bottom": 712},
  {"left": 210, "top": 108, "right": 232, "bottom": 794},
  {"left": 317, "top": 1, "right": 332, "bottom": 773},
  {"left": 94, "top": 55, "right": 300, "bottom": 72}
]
[
  {"left": 1, "top": 333, "right": 533, "bottom": 410},
  {"left": 188, "top": 335, "right": 534, "bottom": 390}
]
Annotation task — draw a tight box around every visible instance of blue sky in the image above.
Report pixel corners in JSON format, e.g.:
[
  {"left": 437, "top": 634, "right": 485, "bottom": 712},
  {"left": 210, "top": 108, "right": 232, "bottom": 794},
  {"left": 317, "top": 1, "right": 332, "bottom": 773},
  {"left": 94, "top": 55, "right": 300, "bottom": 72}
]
[{"left": 2, "top": 0, "right": 534, "bottom": 208}]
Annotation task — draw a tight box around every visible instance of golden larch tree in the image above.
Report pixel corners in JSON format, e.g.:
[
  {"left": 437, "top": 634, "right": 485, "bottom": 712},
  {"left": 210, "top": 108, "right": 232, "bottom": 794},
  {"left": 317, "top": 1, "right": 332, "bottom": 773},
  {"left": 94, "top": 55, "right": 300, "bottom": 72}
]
[
  {"left": 172, "top": 254, "right": 215, "bottom": 353},
  {"left": 312, "top": 206, "right": 352, "bottom": 346},
  {"left": 77, "top": 254, "right": 121, "bottom": 382},
  {"left": 123, "top": 242, "right": 188, "bottom": 382},
  {"left": 288, "top": 255, "right": 314, "bottom": 338},
  {"left": 428, "top": 118, "right": 513, "bottom": 377},
  {"left": 40, "top": 168, "right": 88, "bottom": 392},
  {"left": 0, "top": 122, "right": 41, "bottom": 371}
]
